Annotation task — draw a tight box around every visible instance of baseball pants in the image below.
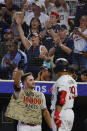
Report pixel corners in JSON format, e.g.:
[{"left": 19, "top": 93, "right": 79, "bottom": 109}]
[
  {"left": 51, "top": 109, "right": 74, "bottom": 131},
  {"left": 17, "top": 122, "right": 41, "bottom": 131}
]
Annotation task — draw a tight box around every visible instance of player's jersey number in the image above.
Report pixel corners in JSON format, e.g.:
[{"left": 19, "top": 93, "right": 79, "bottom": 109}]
[{"left": 69, "top": 86, "right": 75, "bottom": 99}]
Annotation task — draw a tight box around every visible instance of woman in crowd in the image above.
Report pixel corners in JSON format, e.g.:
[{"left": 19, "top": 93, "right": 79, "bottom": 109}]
[
  {"left": 15, "top": 14, "right": 50, "bottom": 79},
  {"left": 71, "top": 15, "right": 87, "bottom": 71},
  {"left": 27, "top": 17, "right": 42, "bottom": 40}
]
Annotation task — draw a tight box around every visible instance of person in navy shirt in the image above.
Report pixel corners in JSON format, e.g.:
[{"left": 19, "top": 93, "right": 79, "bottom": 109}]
[{"left": 49, "top": 25, "right": 74, "bottom": 64}]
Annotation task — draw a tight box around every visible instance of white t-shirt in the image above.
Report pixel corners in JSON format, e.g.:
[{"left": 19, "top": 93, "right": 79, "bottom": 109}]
[
  {"left": 24, "top": 11, "right": 49, "bottom": 28},
  {"left": 49, "top": 4, "right": 69, "bottom": 29},
  {"left": 51, "top": 75, "right": 77, "bottom": 110},
  {"left": 73, "top": 28, "right": 87, "bottom": 53}
]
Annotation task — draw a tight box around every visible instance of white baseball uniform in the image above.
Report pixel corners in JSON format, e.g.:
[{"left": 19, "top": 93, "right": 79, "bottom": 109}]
[{"left": 51, "top": 75, "right": 77, "bottom": 131}]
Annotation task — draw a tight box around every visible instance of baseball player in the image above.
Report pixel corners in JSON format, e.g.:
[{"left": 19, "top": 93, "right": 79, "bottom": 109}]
[
  {"left": 50, "top": 58, "right": 78, "bottom": 131},
  {"left": 6, "top": 70, "right": 53, "bottom": 131}
]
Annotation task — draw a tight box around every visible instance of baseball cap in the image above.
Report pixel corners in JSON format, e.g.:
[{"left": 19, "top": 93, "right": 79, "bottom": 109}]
[
  {"left": 4, "top": 28, "right": 14, "bottom": 35},
  {"left": 40, "top": 66, "right": 52, "bottom": 73},
  {"left": 30, "top": 32, "right": 39, "bottom": 37},
  {"left": 50, "top": 11, "right": 59, "bottom": 18},
  {"left": 59, "top": 24, "right": 67, "bottom": 31},
  {"left": 81, "top": 70, "right": 87, "bottom": 76}
]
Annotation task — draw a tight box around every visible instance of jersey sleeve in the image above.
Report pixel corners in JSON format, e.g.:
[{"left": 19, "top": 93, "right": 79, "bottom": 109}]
[
  {"left": 57, "top": 78, "right": 67, "bottom": 92},
  {"left": 41, "top": 93, "right": 47, "bottom": 110}
]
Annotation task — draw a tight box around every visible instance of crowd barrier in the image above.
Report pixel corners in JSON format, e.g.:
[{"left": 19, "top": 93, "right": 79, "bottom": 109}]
[{"left": 0, "top": 80, "right": 87, "bottom": 96}]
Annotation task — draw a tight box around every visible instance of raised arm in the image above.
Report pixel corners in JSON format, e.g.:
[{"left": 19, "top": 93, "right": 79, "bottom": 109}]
[
  {"left": 21, "top": 0, "right": 28, "bottom": 24},
  {"left": 15, "top": 13, "right": 31, "bottom": 50},
  {"left": 53, "top": 34, "right": 72, "bottom": 54},
  {"left": 13, "top": 70, "right": 23, "bottom": 99}
]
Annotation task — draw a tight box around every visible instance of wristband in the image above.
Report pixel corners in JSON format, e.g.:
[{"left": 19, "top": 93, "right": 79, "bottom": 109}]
[
  {"left": 50, "top": 128, "right": 53, "bottom": 131},
  {"left": 13, "top": 84, "right": 21, "bottom": 91}
]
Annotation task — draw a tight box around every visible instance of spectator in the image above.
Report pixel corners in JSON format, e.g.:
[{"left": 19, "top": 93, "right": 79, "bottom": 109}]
[
  {"left": 0, "top": 28, "right": 14, "bottom": 64},
  {"left": 3, "top": 28, "right": 14, "bottom": 40},
  {"left": 1, "top": 0, "right": 20, "bottom": 25},
  {"left": 11, "top": 14, "right": 20, "bottom": 40},
  {"left": 27, "top": 17, "right": 42, "bottom": 40},
  {"left": 41, "top": 11, "right": 60, "bottom": 51},
  {"left": 1, "top": 39, "right": 27, "bottom": 79},
  {"left": 20, "top": 17, "right": 42, "bottom": 51},
  {"left": 22, "top": 0, "right": 49, "bottom": 28},
  {"left": 36, "top": 66, "right": 52, "bottom": 81},
  {"left": 15, "top": 14, "right": 50, "bottom": 78},
  {"left": 47, "top": 0, "right": 69, "bottom": 30},
  {"left": 36, "top": 65, "right": 53, "bottom": 131},
  {"left": 71, "top": 15, "right": 87, "bottom": 71},
  {"left": 0, "top": 11, "right": 10, "bottom": 42},
  {"left": 74, "top": 0, "right": 87, "bottom": 27},
  {"left": 44, "top": 0, "right": 55, "bottom": 15},
  {"left": 81, "top": 69, "right": 87, "bottom": 82},
  {"left": 49, "top": 24, "right": 74, "bottom": 64}
]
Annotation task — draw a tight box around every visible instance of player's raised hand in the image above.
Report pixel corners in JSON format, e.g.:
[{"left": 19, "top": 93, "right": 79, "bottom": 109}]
[{"left": 14, "top": 70, "right": 23, "bottom": 89}]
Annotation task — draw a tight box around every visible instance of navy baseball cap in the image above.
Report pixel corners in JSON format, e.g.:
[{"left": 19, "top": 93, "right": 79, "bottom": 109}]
[
  {"left": 81, "top": 70, "right": 87, "bottom": 76},
  {"left": 59, "top": 24, "right": 67, "bottom": 31},
  {"left": 40, "top": 66, "right": 52, "bottom": 73}
]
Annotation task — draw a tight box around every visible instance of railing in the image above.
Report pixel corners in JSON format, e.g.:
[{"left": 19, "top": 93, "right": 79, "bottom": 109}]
[{"left": 0, "top": 80, "right": 87, "bottom": 96}]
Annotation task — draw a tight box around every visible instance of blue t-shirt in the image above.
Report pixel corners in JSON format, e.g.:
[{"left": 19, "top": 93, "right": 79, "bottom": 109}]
[{"left": 1, "top": 49, "right": 27, "bottom": 68}]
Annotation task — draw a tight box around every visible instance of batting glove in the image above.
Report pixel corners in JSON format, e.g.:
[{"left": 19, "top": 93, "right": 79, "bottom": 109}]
[{"left": 54, "top": 111, "right": 61, "bottom": 127}]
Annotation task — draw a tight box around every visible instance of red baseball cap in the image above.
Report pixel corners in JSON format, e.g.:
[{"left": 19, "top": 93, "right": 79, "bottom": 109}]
[{"left": 50, "top": 11, "right": 59, "bottom": 18}]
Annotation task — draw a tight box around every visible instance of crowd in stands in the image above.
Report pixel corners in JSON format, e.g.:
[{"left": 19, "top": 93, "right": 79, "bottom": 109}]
[{"left": 0, "top": 0, "right": 87, "bottom": 82}]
